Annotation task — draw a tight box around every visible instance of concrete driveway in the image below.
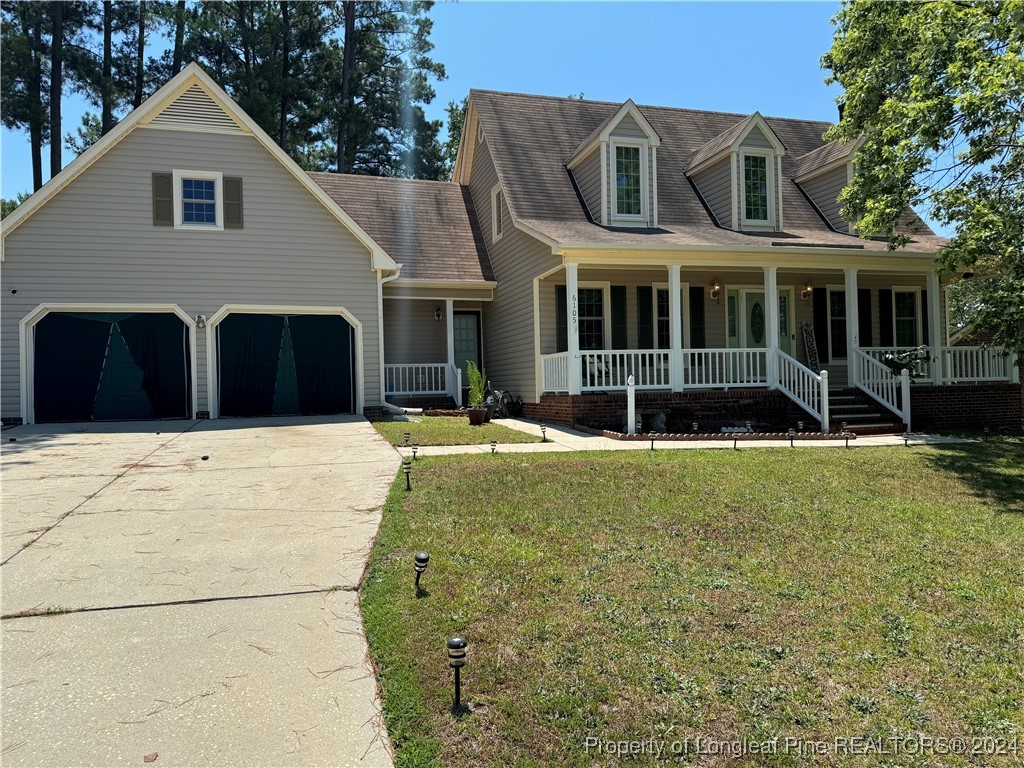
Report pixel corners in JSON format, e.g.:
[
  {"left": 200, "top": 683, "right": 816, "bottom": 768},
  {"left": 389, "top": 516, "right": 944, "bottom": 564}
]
[{"left": 1, "top": 417, "right": 399, "bottom": 767}]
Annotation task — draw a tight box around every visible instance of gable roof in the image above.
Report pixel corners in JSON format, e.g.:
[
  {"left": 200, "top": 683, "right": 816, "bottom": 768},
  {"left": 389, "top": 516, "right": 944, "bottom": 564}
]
[
  {"left": 565, "top": 99, "right": 661, "bottom": 167},
  {"left": 1, "top": 63, "right": 398, "bottom": 271},
  {"left": 685, "top": 112, "right": 785, "bottom": 174},
  {"left": 792, "top": 138, "right": 860, "bottom": 181},
  {"left": 470, "top": 89, "right": 944, "bottom": 254},
  {"left": 309, "top": 174, "right": 493, "bottom": 283}
]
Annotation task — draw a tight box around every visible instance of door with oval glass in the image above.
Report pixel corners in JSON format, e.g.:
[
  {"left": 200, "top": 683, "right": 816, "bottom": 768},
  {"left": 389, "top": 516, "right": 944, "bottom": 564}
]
[{"left": 741, "top": 289, "right": 793, "bottom": 355}]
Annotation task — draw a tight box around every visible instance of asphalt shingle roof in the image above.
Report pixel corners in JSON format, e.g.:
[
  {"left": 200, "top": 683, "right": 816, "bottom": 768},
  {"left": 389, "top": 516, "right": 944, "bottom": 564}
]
[
  {"left": 471, "top": 89, "right": 944, "bottom": 253},
  {"left": 792, "top": 139, "right": 858, "bottom": 179},
  {"left": 309, "top": 173, "right": 494, "bottom": 282}
]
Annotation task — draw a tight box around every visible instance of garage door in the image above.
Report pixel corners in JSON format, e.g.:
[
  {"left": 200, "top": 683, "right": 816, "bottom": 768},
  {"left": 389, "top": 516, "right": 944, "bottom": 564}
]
[
  {"left": 34, "top": 312, "right": 192, "bottom": 422},
  {"left": 217, "top": 313, "right": 355, "bottom": 417}
]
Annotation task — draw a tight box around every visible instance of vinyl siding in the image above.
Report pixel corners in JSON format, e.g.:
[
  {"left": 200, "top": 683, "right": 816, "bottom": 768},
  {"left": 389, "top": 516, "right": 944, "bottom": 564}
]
[
  {"left": 382, "top": 300, "right": 447, "bottom": 364},
  {"left": 573, "top": 149, "right": 602, "bottom": 221},
  {"left": 801, "top": 167, "right": 850, "bottom": 232},
  {"left": 691, "top": 156, "right": 733, "bottom": 228},
  {"left": 467, "top": 139, "right": 561, "bottom": 401},
  {"left": 610, "top": 113, "right": 648, "bottom": 140},
  {"left": 740, "top": 126, "right": 772, "bottom": 149},
  {"left": 1, "top": 127, "right": 382, "bottom": 420}
]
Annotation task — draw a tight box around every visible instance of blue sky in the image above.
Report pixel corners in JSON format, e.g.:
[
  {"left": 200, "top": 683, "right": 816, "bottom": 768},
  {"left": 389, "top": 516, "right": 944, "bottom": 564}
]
[{"left": 4, "top": 2, "right": 862, "bottom": 210}]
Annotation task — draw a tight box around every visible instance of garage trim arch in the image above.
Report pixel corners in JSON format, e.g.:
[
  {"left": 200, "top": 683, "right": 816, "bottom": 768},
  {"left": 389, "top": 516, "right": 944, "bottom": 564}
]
[
  {"left": 206, "top": 305, "right": 364, "bottom": 419},
  {"left": 19, "top": 303, "right": 199, "bottom": 425}
]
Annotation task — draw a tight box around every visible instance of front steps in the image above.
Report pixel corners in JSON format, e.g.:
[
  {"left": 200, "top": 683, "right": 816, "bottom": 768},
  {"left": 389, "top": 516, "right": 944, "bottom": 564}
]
[{"left": 828, "top": 388, "right": 904, "bottom": 435}]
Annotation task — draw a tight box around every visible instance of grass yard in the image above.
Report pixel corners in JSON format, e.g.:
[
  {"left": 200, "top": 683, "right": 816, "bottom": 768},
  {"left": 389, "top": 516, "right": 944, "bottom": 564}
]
[
  {"left": 361, "top": 440, "right": 1024, "bottom": 767},
  {"left": 372, "top": 415, "right": 541, "bottom": 446}
]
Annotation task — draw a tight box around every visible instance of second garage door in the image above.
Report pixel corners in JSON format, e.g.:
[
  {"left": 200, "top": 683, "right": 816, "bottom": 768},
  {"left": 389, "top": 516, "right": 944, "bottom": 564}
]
[{"left": 217, "top": 313, "right": 355, "bottom": 417}]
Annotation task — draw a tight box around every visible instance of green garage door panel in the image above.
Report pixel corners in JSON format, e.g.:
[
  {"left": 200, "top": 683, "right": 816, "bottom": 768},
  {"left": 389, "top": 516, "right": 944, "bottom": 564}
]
[
  {"left": 34, "top": 312, "right": 191, "bottom": 423},
  {"left": 218, "top": 314, "right": 355, "bottom": 417}
]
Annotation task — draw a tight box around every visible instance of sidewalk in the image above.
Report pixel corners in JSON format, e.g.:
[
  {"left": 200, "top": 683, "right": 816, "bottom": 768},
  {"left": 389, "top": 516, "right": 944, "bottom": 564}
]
[{"left": 394, "top": 418, "right": 971, "bottom": 457}]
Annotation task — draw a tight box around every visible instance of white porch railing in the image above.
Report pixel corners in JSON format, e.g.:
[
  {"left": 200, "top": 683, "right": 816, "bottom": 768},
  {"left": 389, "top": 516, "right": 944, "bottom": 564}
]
[
  {"left": 680, "top": 348, "right": 769, "bottom": 388},
  {"left": 852, "top": 348, "right": 910, "bottom": 429},
  {"left": 775, "top": 349, "right": 829, "bottom": 430},
  {"left": 862, "top": 347, "right": 933, "bottom": 380},
  {"left": 942, "top": 346, "right": 1015, "bottom": 383},
  {"left": 541, "top": 351, "right": 571, "bottom": 393},
  {"left": 384, "top": 363, "right": 448, "bottom": 395},
  {"left": 582, "top": 350, "right": 670, "bottom": 390}
]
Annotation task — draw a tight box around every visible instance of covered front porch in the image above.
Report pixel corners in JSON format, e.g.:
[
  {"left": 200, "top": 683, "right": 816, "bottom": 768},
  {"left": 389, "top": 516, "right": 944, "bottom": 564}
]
[{"left": 537, "top": 260, "right": 1017, "bottom": 432}]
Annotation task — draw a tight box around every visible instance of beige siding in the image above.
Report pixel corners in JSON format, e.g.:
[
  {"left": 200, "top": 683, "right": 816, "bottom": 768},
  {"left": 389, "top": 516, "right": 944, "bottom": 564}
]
[
  {"left": 610, "top": 113, "right": 648, "bottom": 140},
  {"left": 801, "top": 167, "right": 850, "bottom": 232},
  {"left": 1, "top": 127, "right": 382, "bottom": 419},
  {"left": 383, "top": 300, "right": 446, "bottom": 364},
  {"left": 741, "top": 126, "right": 772, "bottom": 149},
  {"left": 691, "top": 157, "right": 733, "bottom": 228},
  {"left": 468, "top": 139, "right": 561, "bottom": 401},
  {"left": 573, "top": 149, "right": 602, "bottom": 221}
]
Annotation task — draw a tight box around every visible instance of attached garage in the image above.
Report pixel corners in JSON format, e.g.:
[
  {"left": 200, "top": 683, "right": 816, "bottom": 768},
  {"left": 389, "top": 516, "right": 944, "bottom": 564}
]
[
  {"left": 30, "top": 309, "right": 193, "bottom": 423},
  {"left": 214, "top": 311, "right": 357, "bottom": 417}
]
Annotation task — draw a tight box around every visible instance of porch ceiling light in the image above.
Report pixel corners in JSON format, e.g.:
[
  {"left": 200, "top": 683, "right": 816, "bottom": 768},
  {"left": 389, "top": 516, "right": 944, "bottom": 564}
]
[
  {"left": 710, "top": 277, "right": 722, "bottom": 303},
  {"left": 435, "top": 306, "right": 443, "bottom": 321},
  {"left": 801, "top": 279, "right": 814, "bottom": 302}
]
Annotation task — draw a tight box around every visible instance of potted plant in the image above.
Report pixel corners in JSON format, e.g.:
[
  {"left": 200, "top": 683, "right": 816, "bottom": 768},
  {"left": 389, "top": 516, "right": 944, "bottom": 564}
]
[{"left": 466, "top": 361, "right": 487, "bottom": 426}]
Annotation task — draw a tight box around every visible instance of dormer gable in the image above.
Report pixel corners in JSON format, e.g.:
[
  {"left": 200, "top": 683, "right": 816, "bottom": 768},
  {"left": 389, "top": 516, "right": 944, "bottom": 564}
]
[
  {"left": 566, "top": 100, "right": 661, "bottom": 228},
  {"left": 792, "top": 138, "right": 862, "bottom": 233},
  {"left": 687, "top": 112, "right": 786, "bottom": 232}
]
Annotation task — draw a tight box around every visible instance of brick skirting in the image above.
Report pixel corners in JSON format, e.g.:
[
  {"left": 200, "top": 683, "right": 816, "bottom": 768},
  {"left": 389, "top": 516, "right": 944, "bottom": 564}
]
[{"left": 910, "top": 383, "right": 1023, "bottom": 431}]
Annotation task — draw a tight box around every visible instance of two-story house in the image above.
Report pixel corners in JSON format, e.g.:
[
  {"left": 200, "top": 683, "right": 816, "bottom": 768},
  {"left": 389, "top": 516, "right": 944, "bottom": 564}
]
[{"left": 1, "top": 65, "right": 1019, "bottom": 433}]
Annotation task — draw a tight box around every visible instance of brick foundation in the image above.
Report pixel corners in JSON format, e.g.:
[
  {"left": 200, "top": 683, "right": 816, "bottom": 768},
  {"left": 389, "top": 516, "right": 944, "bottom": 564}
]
[{"left": 910, "top": 383, "right": 1023, "bottom": 431}]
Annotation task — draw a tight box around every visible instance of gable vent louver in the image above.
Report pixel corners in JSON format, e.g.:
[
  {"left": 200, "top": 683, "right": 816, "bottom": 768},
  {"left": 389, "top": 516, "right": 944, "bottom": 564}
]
[{"left": 148, "top": 84, "right": 245, "bottom": 134}]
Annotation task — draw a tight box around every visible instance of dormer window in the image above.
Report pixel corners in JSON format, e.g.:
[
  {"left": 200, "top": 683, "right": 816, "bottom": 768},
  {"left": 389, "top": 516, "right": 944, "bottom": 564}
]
[
  {"left": 740, "top": 150, "right": 776, "bottom": 229},
  {"left": 611, "top": 140, "right": 648, "bottom": 223}
]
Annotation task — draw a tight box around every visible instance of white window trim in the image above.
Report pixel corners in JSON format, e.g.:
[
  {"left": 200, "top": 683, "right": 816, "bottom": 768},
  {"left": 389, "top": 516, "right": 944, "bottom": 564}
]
[
  {"left": 739, "top": 149, "right": 776, "bottom": 230},
  {"left": 173, "top": 169, "right": 224, "bottom": 231},
  {"left": 651, "top": 281, "right": 690, "bottom": 349},
  {"left": 892, "top": 286, "right": 923, "bottom": 347},
  {"left": 610, "top": 139, "right": 649, "bottom": 224},
  {"left": 557, "top": 281, "right": 612, "bottom": 350},
  {"left": 490, "top": 183, "right": 504, "bottom": 243},
  {"left": 827, "top": 284, "right": 848, "bottom": 362}
]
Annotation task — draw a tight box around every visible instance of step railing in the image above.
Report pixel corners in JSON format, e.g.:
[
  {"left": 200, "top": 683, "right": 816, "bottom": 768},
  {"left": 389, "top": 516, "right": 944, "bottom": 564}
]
[
  {"left": 540, "top": 351, "right": 571, "bottom": 393},
  {"left": 774, "top": 349, "right": 830, "bottom": 432},
  {"left": 851, "top": 348, "right": 911, "bottom": 430}
]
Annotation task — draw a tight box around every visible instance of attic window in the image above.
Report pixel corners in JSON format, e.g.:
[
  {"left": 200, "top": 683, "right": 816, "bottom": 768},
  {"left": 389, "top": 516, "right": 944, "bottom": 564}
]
[
  {"left": 612, "top": 141, "right": 648, "bottom": 222},
  {"left": 172, "top": 169, "right": 223, "bottom": 230},
  {"left": 743, "top": 156, "right": 768, "bottom": 221}
]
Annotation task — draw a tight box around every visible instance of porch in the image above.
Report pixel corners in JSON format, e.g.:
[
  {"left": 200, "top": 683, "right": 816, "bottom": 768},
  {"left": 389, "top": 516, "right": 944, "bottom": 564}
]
[{"left": 537, "top": 262, "right": 1018, "bottom": 432}]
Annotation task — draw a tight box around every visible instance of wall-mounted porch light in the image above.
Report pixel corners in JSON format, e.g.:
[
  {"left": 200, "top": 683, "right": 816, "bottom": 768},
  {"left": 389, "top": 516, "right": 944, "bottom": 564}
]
[
  {"left": 435, "top": 306, "right": 443, "bottom": 321},
  {"left": 800, "top": 279, "right": 814, "bottom": 303},
  {"left": 709, "top": 277, "right": 722, "bottom": 303}
]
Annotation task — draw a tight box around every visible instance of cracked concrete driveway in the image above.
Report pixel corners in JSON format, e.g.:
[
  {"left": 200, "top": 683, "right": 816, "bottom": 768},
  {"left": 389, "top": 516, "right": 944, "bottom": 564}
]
[{"left": 1, "top": 416, "right": 399, "bottom": 767}]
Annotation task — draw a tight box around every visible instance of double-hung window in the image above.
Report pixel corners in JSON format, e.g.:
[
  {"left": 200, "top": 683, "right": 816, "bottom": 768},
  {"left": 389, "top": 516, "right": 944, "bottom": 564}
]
[
  {"left": 743, "top": 154, "right": 769, "bottom": 223},
  {"left": 578, "top": 288, "right": 605, "bottom": 350},
  {"left": 894, "top": 290, "right": 920, "bottom": 346},
  {"left": 829, "top": 289, "right": 847, "bottom": 360},
  {"left": 655, "top": 288, "right": 670, "bottom": 350},
  {"left": 611, "top": 141, "right": 647, "bottom": 223},
  {"left": 172, "top": 170, "right": 223, "bottom": 230}
]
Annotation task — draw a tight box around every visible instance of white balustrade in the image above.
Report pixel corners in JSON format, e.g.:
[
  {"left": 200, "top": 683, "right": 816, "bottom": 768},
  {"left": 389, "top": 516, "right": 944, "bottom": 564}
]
[{"left": 384, "top": 363, "right": 448, "bottom": 395}]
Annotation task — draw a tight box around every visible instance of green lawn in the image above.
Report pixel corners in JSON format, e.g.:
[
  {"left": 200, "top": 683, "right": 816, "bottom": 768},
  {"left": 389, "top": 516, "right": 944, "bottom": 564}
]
[
  {"left": 372, "top": 415, "right": 541, "bottom": 446},
  {"left": 361, "top": 440, "right": 1024, "bottom": 767}
]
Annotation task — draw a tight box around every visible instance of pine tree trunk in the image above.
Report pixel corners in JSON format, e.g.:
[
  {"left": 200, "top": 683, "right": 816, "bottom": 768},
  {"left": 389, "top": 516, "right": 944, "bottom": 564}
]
[
  {"left": 101, "top": 1, "right": 113, "bottom": 134},
  {"left": 172, "top": 0, "right": 185, "bottom": 75},
  {"left": 133, "top": 1, "right": 146, "bottom": 108},
  {"left": 336, "top": 0, "right": 356, "bottom": 172},
  {"left": 279, "top": 1, "right": 290, "bottom": 150},
  {"left": 49, "top": 0, "right": 63, "bottom": 178},
  {"left": 28, "top": 6, "right": 44, "bottom": 190}
]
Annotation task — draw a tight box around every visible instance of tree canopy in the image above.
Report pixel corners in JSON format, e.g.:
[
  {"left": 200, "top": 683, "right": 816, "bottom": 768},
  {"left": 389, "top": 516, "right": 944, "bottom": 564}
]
[{"left": 823, "top": 1, "right": 1024, "bottom": 355}]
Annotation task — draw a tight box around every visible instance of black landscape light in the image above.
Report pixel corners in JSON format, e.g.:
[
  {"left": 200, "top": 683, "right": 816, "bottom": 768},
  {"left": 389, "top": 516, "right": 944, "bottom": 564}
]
[
  {"left": 746, "top": 420, "right": 752, "bottom": 433},
  {"left": 414, "top": 551, "right": 429, "bottom": 588},
  {"left": 845, "top": 430, "right": 852, "bottom": 450},
  {"left": 797, "top": 420, "right": 804, "bottom": 431},
  {"left": 788, "top": 427, "right": 795, "bottom": 448},
  {"left": 903, "top": 432, "right": 911, "bottom": 448},
  {"left": 403, "top": 459, "right": 412, "bottom": 491},
  {"left": 984, "top": 427, "right": 990, "bottom": 442},
  {"left": 490, "top": 440, "right": 497, "bottom": 454},
  {"left": 841, "top": 421, "right": 848, "bottom": 432},
  {"left": 412, "top": 443, "right": 419, "bottom": 459},
  {"left": 692, "top": 421, "right": 699, "bottom": 433},
  {"left": 540, "top": 423, "right": 547, "bottom": 441},
  {"left": 403, "top": 431, "right": 411, "bottom": 446},
  {"left": 447, "top": 636, "right": 468, "bottom": 710}
]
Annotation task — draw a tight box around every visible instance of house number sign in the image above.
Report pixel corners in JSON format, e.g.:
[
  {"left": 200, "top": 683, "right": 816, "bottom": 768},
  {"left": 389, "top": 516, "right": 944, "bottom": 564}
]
[{"left": 571, "top": 292, "right": 578, "bottom": 338}]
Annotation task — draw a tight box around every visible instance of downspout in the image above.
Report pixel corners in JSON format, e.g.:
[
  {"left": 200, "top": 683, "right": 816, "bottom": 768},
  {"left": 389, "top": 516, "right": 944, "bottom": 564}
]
[{"left": 376, "top": 267, "right": 423, "bottom": 415}]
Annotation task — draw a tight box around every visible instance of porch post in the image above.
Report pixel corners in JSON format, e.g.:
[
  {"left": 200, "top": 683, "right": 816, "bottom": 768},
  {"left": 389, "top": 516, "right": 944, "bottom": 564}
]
[
  {"left": 926, "top": 270, "right": 943, "bottom": 383},
  {"left": 763, "top": 265, "right": 779, "bottom": 387},
  {"left": 566, "top": 262, "right": 582, "bottom": 395},
  {"left": 844, "top": 268, "right": 859, "bottom": 385},
  {"left": 668, "top": 264, "right": 683, "bottom": 392},
  {"left": 445, "top": 298, "right": 456, "bottom": 398}
]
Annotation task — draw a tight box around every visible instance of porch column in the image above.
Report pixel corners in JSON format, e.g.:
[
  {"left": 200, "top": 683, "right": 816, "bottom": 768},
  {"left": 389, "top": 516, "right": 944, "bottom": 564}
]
[
  {"left": 926, "top": 270, "right": 943, "bottom": 383},
  {"left": 566, "top": 262, "right": 582, "bottom": 395},
  {"left": 445, "top": 298, "right": 455, "bottom": 397},
  {"left": 763, "top": 265, "right": 779, "bottom": 387},
  {"left": 844, "top": 268, "right": 859, "bottom": 385},
  {"left": 668, "top": 264, "right": 683, "bottom": 392}
]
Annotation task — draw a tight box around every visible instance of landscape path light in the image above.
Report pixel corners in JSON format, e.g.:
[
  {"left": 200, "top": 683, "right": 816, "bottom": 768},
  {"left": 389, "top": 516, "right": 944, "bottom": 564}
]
[
  {"left": 403, "top": 459, "right": 412, "bottom": 491},
  {"left": 412, "top": 444, "right": 419, "bottom": 459},
  {"left": 447, "top": 636, "right": 468, "bottom": 711},
  {"left": 788, "top": 427, "right": 795, "bottom": 448},
  {"left": 414, "top": 551, "right": 429, "bottom": 589},
  {"left": 540, "top": 423, "right": 547, "bottom": 441},
  {"left": 490, "top": 440, "right": 497, "bottom": 454},
  {"left": 403, "top": 431, "right": 410, "bottom": 446}
]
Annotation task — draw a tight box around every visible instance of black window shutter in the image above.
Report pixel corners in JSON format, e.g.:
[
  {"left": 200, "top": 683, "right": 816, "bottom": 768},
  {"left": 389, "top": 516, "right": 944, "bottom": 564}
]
[
  {"left": 921, "top": 290, "right": 929, "bottom": 345},
  {"left": 878, "top": 289, "right": 893, "bottom": 346},
  {"left": 857, "top": 288, "right": 872, "bottom": 348},
  {"left": 637, "top": 286, "right": 653, "bottom": 349},
  {"left": 152, "top": 172, "right": 173, "bottom": 226},
  {"left": 555, "top": 285, "right": 567, "bottom": 353},
  {"left": 689, "top": 286, "right": 705, "bottom": 348},
  {"left": 224, "top": 176, "right": 243, "bottom": 229},
  {"left": 611, "top": 286, "right": 627, "bottom": 349},
  {"left": 813, "top": 287, "right": 830, "bottom": 362}
]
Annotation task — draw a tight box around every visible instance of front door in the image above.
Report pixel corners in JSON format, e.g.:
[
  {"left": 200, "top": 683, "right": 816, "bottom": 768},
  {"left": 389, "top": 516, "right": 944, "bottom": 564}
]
[
  {"left": 741, "top": 289, "right": 793, "bottom": 355},
  {"left": 453, "top": 311, "right": 481, "bottom": 384}
]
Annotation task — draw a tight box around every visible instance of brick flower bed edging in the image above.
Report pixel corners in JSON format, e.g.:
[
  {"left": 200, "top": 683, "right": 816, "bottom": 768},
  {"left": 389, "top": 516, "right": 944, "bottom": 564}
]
[{"left": 595, "top": 428, "right": 850, "bottom": 441}]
